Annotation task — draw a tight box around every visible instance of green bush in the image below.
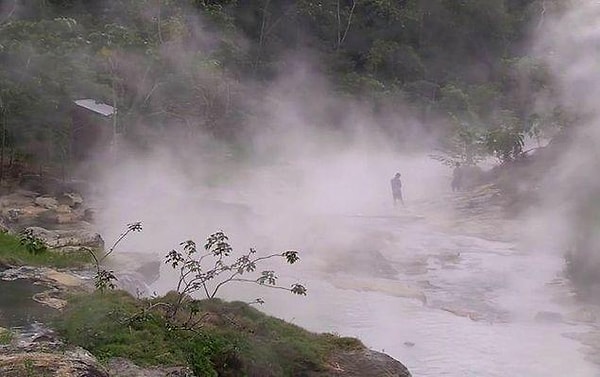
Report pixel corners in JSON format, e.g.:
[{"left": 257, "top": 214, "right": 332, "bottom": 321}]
[{"left": 19, "top": 229, "right": 48, "bottom": 255}]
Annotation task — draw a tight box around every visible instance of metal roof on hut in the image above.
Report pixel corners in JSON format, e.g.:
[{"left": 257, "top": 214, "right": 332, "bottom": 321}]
[{"left": 73, "top": 99, "right": 116, "bottom": 117}]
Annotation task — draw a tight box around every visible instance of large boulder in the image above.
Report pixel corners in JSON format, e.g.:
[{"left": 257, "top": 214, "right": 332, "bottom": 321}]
[
  {"left": 326, "top": 349, "right": 412, "bottom": 377},
  {"left": 34, "top": 196, "right": 59, "bottom": 210},
  {"left": 57, "top": 193, "right": 84, "bottom": 209},
  {"left": 25, "top": 226, "right": 105, "bottom": 249}
]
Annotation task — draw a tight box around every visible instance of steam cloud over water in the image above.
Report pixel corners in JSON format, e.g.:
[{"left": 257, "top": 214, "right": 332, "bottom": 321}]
[
  {"left": 93, "top": 98, "right": 449, "bottom": 294},
  {"left": 81, "top": 0, "right": 600, "bottom": 327},
  {"left": 522, "top": 0, "right": 600, "bottom": 271},
  {"left": 84, "top": 9, "right": 450, "bottom": 293}
]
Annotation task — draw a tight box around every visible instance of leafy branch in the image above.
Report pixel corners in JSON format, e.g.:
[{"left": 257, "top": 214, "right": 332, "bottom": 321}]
[
  {"left": 164, "top": 231, "right": 306, "bottom": 321},
  {"left": 86, "top": 222, "right": 142, "bottom": 292}
]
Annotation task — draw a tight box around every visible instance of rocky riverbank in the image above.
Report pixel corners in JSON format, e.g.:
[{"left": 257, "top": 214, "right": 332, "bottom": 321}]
[{"left": 0, "top": 177, "right": 413, "bottom": 377}]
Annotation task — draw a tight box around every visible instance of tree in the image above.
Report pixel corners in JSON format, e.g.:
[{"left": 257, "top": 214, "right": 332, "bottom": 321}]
[
  {"left": 483, "top": 111, "right": 525, "bottom": 163},
  {"left": 431, "top": 114, "right": 486, "bottom": 166}
]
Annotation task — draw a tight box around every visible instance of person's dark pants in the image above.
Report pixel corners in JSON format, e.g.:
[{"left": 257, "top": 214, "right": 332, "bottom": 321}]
[
  {"left": 393, "top": 192, "right": 404, "bottom": 206},
  {"left": 452, "top": 179, "right": 461, "bottom": 192}
]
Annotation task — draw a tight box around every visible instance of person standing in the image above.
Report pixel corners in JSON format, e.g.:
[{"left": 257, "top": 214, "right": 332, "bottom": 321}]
[
  {"left": 451, "top": 162, "right": 463, "bottom": 192},
  {"left": 391, "top": 172, "right": 404, "bottom": 206}
]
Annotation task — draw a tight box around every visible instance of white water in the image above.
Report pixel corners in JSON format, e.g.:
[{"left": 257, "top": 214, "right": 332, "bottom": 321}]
[
  {"left": 143, "top": 189, "right": 599, "bottom": 376},
  {"left": 163, "top": 201, "right": 600, "bottom": 377}
]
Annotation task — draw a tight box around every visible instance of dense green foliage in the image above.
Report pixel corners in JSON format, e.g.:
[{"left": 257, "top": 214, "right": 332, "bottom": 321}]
[
  {"left": 55, "top": 290, "right": 363, "bottom": 376},
  {"left": 0, "top": 231, "right": 91, "bottom": 268},
  {"left": 0, "top": 0, "right": 569, "bottom": 172}
]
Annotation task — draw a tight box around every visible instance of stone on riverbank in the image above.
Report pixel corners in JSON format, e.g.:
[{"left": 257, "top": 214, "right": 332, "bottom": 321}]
[
  {"left": 107, "top": 358, "right": 193, "bottom": 377},
  {"left": 25, "top": 226, "right": 105, "bottom": 249},
  {"left": 35, "top": 196, "right": 59, "bottom": 210},
  {"left": 0, "top": 350, "right": 108, "bottom": 377},
  {"left": 327, "top": 349, "right": 412, "bottom": 377}
]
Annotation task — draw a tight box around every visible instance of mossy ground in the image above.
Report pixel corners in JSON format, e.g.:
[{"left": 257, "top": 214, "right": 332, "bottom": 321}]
[
  {"left": 0, "top": 328, "right": 13, "bottom": 345},
  {"left": 54, "top": 290, "right": 364, "bottom": 377},
  {"left": 0, "top": 232, "right": 92, "bottom": 269}
]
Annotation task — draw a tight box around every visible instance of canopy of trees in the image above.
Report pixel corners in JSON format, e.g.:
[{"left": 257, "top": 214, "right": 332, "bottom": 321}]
[{"left": 0, "top": 0, "right": 569, "bottom": 173}]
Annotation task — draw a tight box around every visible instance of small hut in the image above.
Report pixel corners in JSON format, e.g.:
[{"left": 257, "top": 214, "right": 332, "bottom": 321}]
[{"left": 71, "top": 99, "right": 116, "bottom": 160}]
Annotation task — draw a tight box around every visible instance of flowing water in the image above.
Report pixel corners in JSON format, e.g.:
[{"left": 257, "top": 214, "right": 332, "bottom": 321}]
[
  {"left": 102, "top": 155, "right": 600, "bottom": 377},
  {"left": 0, "top": 279, "right": 55, "bottom": 329},
  {"left": 149, "top": 192, "right": 600, "bottom": 377}
]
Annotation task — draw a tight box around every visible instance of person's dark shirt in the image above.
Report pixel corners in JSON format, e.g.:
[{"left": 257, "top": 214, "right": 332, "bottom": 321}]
[
  {"left": 391, "top": 177, "right": 402, "bottom": 194},
  {"left": 453, "top": 167, "right": 463, "bottom": 180}
]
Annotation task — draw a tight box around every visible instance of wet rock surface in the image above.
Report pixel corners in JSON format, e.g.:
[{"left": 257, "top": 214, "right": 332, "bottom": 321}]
[
  {"left": 0, "top": 350, "right": 108, "bottom": 377},
  {"left": 0, "top": 187, "right": 96, "bottom": 232},
  {"left": 325, "top": 349, "right": 412, "bottom": 377},
  {"left": 0, "top": 266, "right": 93, "bottom": 317},
  {"left": 35, "top": 196, "right": 59, "bottom": 210},
  {"left": 0, "top": 322, "right": 108, "bottom": 377},
  {"left": 0, "top": 266, "right": 91, "bottom": 290},
  {"left": 106, "top": 358, "right": 193, "bottom": 377}
]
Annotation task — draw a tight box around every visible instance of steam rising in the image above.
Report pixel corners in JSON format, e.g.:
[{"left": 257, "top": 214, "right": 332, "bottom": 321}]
[
  {"left": 93, "top": 87, "right": 449, "bottom": 294},
  {"left": 71, "top": 6, "right": 452, "bottom": 296},
  {"left": 523, "top": 0, "right": 600, "bottom": 266}
]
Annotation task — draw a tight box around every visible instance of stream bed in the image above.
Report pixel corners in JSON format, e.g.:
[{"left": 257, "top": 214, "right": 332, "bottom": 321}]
[{"left": 193, "top": 198, "right": 600, "bottom": 377}]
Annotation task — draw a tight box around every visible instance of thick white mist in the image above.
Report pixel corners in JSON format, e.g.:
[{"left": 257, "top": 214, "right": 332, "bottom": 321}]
[
  {"left": 91, "top": 45, "right": 452, "bottom": 295},
  {"left": 93, "top": 131, "right": 450, "bottom": 291},
  {"left": 518, "top": 0, "right": 600, "bottom": 263}
]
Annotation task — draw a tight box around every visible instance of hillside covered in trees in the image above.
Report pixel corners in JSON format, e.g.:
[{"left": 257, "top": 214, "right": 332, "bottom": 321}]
[{"left": 0, "top": 0, "right": 570, "bottom": 174}]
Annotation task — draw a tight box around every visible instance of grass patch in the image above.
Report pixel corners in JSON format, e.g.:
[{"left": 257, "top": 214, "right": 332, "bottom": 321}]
[
  {"left": 53, "top": 291, "right": 186, "bottom": 366},
  {"left": 55, "top": 292, "right": 367, "bottom": 377},
  {"left": 0, "top": 232, "right": 92, "bottom": 269},
  {"left": 0, "top": 328, "right": 13, "bottom": 345},
  {"left": 206, "top": 300, "right": 364, "bottom": 376}
]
